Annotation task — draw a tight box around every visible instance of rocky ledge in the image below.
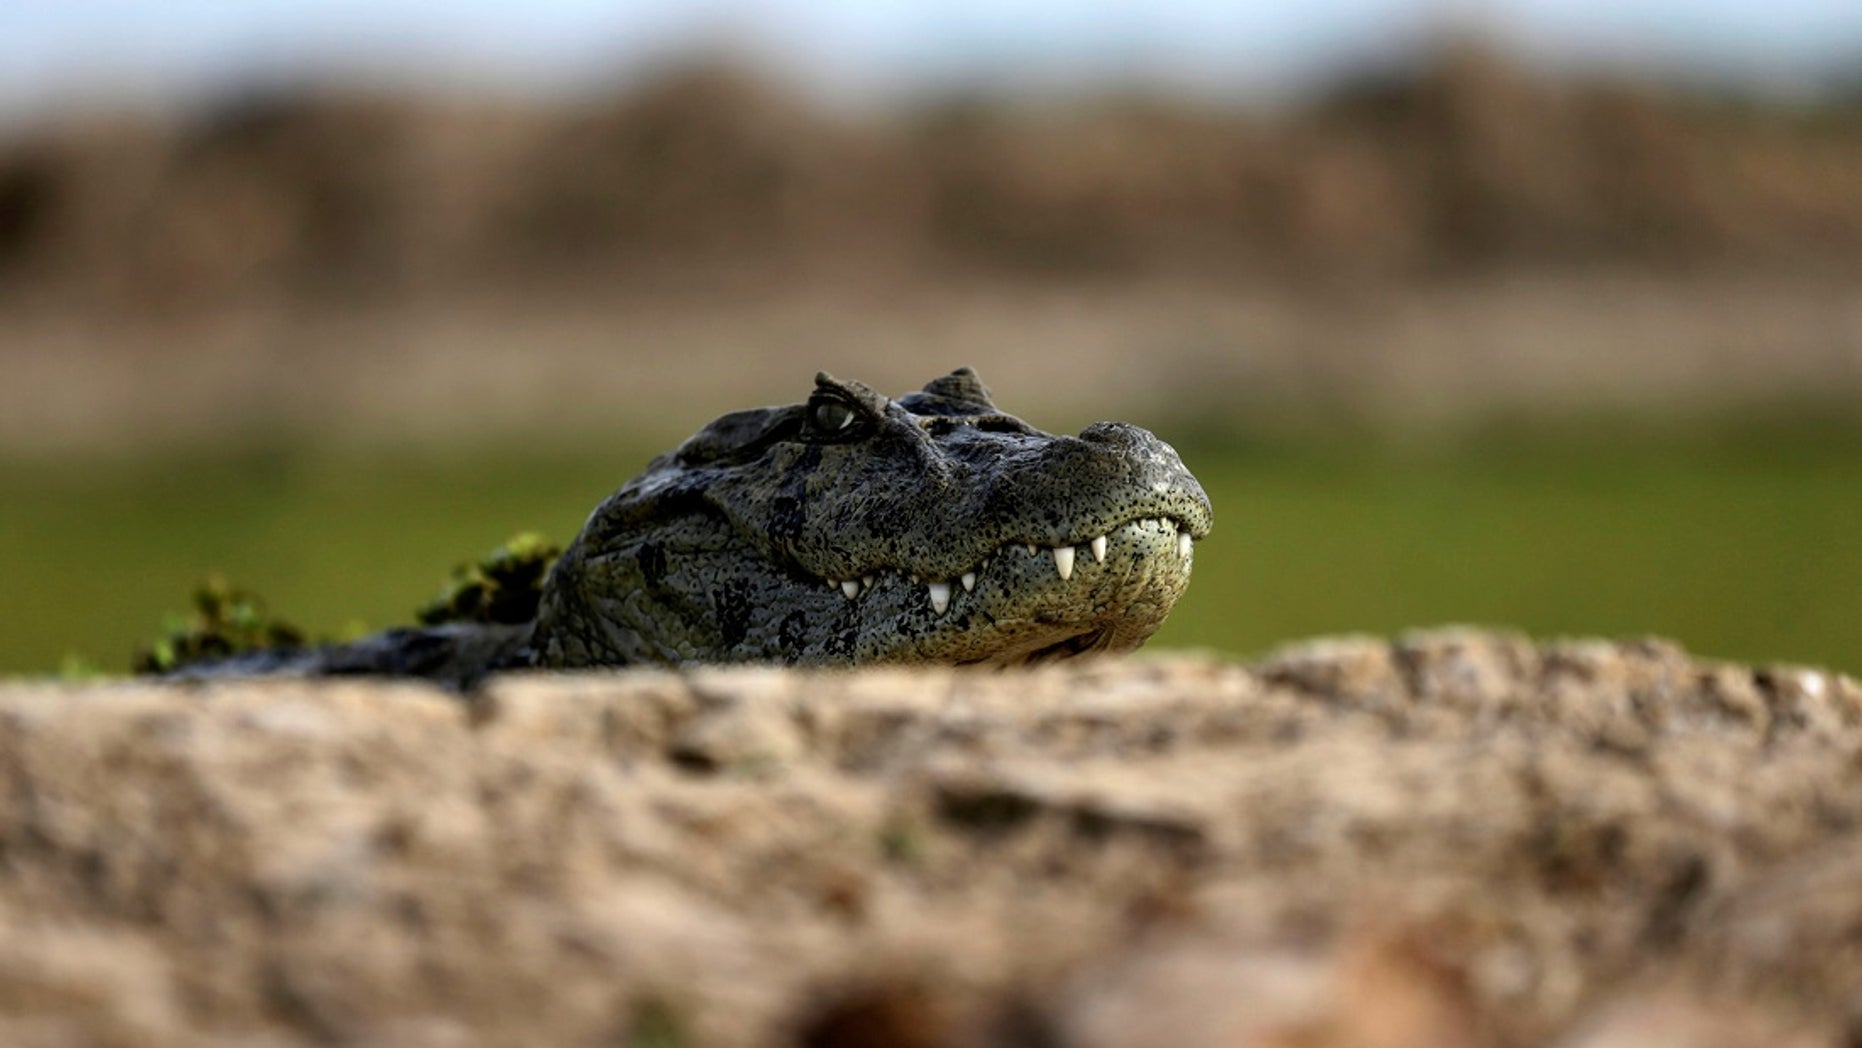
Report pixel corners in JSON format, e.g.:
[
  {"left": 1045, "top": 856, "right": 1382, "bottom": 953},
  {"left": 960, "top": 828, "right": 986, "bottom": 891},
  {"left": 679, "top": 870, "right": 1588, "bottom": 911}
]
[{"left": 3, "top": 629, "right": 1860, "bottom": 1047}]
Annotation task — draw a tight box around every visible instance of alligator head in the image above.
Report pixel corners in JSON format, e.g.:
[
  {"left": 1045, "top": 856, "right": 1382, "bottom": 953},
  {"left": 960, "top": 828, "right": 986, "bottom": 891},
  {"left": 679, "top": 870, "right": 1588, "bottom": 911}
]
[{"left": 532, "top": 367, "right": 1212, "bottom": 667}]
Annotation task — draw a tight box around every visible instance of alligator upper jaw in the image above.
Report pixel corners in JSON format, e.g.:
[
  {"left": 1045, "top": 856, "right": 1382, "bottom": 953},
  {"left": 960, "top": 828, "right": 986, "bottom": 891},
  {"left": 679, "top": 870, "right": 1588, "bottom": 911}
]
[{"left": 805, "top": 512, "right": 1202, "bottom": 614}]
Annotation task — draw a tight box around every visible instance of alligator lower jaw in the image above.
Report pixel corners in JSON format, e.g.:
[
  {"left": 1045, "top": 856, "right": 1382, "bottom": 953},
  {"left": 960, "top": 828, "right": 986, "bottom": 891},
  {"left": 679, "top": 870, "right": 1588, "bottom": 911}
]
[
  {"left": 812, "top": 516, "right": 1199, "bottom": 666},
  {"left": 1012, "top": 627, "right": 1115, "bottom": 666},
  {"left": 809, "top": 515, "right": 1201, "bottom": 615}
]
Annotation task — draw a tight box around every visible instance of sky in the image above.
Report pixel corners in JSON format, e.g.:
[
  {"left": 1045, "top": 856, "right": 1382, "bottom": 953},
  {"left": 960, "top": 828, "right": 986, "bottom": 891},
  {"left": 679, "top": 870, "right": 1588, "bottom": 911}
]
[{"left": 2, "top": 0, "right": 1860, "bottom": 116}]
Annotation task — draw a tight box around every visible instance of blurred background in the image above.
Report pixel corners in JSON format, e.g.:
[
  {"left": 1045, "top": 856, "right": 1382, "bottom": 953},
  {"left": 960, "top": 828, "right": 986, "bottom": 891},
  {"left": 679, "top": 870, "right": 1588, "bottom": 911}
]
[{"left": 2, "top": 1, "right": 1859, "bottom": 675}]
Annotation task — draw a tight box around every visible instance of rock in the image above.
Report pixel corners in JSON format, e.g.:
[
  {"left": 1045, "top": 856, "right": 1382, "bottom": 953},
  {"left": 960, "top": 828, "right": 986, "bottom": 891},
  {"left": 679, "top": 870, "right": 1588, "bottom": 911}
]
[{"left": 2, "top": 632, "right": 1861, "bottom": 1045}]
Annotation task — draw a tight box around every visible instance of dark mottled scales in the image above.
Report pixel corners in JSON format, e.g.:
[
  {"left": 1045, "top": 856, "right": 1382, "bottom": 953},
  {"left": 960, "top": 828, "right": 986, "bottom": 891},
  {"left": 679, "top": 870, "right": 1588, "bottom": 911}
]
[
  {"left": 636, "top": 542, "right": 668, "bottom": 588},
  {"left": 170, "top": 368, "right": 1212, "bottom": 687}
]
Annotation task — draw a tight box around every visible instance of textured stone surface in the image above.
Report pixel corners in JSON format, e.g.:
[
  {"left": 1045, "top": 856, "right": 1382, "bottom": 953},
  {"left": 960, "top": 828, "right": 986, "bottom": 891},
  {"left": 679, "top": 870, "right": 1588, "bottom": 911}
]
[{"left": 3, "top": 628, "right": 1862, "bottom": 1046}]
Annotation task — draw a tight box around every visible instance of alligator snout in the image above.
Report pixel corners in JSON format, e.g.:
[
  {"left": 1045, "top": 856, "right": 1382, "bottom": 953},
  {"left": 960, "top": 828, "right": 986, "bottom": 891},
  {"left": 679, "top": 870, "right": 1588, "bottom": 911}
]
[
  {"left": 1018, "top": 420, "right": 1213, "bottom": 542},
  {"left": 1078, "top": 420, "right": 1152, "bottom": 445}
]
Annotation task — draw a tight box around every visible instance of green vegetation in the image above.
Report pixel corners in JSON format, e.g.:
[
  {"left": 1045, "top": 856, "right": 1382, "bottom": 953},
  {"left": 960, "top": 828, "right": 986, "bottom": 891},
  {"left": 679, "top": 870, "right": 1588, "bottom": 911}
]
[
  {"left": 415, "top": 531, "right": 562, "bottom": 627},
  {"left": 3, "top": 420, "right": 1859, "bottom": 677},
  {"left": 0, "top": 443, "right": 646, "bottom": 679},
  {"left": 132, "top": 575, "right": 306, "bottom": 673},
  {"left": 1159, "top": 418, "right": 1862, "bottom": 673}
]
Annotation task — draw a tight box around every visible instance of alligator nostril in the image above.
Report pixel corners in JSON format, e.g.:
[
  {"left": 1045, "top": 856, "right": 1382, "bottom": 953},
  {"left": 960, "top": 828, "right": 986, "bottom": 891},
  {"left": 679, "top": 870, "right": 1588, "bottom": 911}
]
[{"left": 1079, "top": 421, "right": 1152, "bottom": 446}]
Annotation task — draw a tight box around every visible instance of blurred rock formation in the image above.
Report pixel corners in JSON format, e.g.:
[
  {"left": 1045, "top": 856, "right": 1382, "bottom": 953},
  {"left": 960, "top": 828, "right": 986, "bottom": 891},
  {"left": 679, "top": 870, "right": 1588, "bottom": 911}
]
[{"left": 2, "top": 47, "right": 1858, "bottom": 318}]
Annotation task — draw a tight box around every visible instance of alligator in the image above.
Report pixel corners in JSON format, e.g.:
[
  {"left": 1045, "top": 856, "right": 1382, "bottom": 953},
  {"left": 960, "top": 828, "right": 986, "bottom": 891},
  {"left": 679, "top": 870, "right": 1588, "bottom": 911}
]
[{"left": 164, "top": 368, "right": 1212, "bottom": 687}]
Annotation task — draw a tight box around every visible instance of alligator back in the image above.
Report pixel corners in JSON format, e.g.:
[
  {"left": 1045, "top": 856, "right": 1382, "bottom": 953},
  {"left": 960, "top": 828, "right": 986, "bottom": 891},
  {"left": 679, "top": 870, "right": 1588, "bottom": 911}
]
[{"left": 166, "top": 623, "right": 534, "bottom": 692}]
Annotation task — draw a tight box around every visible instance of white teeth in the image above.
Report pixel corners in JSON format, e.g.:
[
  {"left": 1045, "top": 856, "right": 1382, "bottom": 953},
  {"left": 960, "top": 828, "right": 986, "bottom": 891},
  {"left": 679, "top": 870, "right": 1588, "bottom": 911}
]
[{"left": 818, "top": 523, "right": 1195, "bottom": 612}]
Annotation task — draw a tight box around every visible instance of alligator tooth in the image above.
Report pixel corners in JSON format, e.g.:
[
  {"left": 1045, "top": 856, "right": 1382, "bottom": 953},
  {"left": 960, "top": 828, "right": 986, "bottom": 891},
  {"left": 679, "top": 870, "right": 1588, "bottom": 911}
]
[
  {"left": 928, "top": 581, "right": 951, "bottom": 614},
  {"left": 1053, "top": 546, "right": 1075, "bottom": 581},
  {"left": 1025, "top": 544, "right": 1037, "bottom": 556},
  {"left": 1089, "top": 535, "right": 1107, "bottom": 563},
  {"left": 862, "top": 575, "right": 875, "bottom": 590},
  {"left": 960, "top": 571, "right": 976, "bottom": 592},
  {"left": 840, "top": 579, "right": 860, "bottom": 599},
  {"left": 1178, "top": 532, "right": 1193, "bottom": 557}
]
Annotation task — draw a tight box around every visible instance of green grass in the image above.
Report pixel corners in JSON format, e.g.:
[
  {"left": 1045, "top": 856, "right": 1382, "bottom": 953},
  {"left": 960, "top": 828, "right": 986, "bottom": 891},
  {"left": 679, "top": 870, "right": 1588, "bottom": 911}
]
[
  {"left": 4, "top": 423, "right": 1860, "bottom": 677},
  {"left": 0, "top": 442, "right": 654, "bottom": 677},
  {"left": 1153, "top": 422, "right": 1862, "bottom": 671}
]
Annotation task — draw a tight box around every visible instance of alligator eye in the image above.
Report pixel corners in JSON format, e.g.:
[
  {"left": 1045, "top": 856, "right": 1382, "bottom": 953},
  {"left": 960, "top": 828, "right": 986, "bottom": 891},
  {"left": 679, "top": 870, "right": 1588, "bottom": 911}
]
[{"left": 807, "top": 396, "right": 859, "bottom": 435}]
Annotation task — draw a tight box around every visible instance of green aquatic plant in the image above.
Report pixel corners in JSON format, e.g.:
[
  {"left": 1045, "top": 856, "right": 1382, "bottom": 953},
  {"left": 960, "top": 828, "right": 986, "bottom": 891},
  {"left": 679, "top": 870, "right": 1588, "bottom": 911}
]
[
  {"left": 415, "top": 531, "right": 563, "bottom": 627},
  {"left": 135, "top": 533, "right": 562, "bottom": 674},
  {"left": 133, "top": 575, "right": 307, "bottom": 674}
]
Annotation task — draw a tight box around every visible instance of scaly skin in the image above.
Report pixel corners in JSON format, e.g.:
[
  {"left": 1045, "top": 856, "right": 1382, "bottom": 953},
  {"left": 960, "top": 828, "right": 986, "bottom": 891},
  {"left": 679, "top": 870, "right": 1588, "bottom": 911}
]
[
  {"left": 535, "top": 368, "right": 1212, "bottom": 667},
  {"left": 173, "top": 368, "right": 1213, "bottom": 685}
]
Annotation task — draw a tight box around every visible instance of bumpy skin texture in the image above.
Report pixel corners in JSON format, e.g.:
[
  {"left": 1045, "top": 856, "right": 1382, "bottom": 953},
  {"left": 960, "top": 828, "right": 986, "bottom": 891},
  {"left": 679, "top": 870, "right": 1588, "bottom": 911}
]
[
  {"left": 533, "top": 368, "right": 1212, "bottom": 668},
  {"left": 177, "top": 368, "right": 1211, "bottom": 684}
]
